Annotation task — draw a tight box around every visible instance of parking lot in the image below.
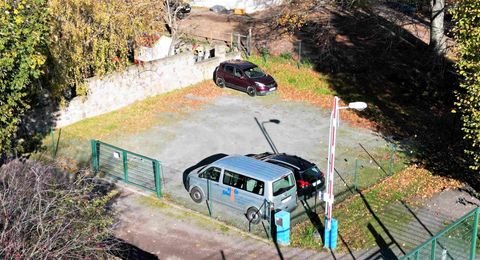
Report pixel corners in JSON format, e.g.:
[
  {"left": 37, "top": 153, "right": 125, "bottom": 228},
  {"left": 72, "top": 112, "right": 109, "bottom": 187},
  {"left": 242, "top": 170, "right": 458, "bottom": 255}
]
[{"left": 109, "top": 86, "right": 390, "bottom": 234}]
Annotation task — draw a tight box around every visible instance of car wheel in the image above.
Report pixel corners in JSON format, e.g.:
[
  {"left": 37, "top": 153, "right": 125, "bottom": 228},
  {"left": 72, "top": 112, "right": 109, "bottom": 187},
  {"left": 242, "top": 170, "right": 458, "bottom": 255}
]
[
  {"left": 190, "top": 187, "right": 204, "bottom": 203},
  {"left": 246, "top": 207, "right": 261, "bottom": 224},
  {"left": 247, "top": 86, "right": 256, "bottom": 97},
  {"left": 216, "top": 77, "right": 225, "bottom": 88}
]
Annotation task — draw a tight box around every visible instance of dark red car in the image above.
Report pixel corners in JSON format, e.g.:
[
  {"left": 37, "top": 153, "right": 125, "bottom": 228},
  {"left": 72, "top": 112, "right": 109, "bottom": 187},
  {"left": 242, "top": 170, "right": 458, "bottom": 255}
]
[{"left": 213, "top": 60, "right": 277, "bottom": 96}]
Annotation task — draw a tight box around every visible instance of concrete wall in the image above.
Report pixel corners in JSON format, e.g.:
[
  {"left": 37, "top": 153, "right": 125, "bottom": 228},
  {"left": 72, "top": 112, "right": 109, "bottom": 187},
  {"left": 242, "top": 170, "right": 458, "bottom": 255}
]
[
  {"left": 135, "top": 36, "right": 173, "bottom": 62},
  {"left": 190, "top": 0, "right": 283, "bottom": 13},
  {"left": 55, "top": 47, "right": 240, "bottom": 127}
]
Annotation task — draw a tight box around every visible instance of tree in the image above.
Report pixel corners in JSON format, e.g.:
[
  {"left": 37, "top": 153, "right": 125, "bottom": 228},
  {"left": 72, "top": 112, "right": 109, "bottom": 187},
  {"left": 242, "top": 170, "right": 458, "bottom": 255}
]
[
  {"left": 0, "top": 160, "right": 116, "bottom": 258},
  {"left": 0, "top": 0, "right": 48, "bottom": 157},
  {"left": 430, "top": 0, "right": 447, "bottom": 55},
  {"left": 47, "top": 0, "right": 166, "bottom": 99},
  {"left": 452, "top": 0, "right": 480, "bottom": 171}
]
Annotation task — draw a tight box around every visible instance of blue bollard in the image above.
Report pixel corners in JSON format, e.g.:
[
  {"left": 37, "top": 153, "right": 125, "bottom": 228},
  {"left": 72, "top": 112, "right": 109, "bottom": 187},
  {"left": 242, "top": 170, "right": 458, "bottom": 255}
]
[
  {"left": 275, "top": 211, "right": 290, "bottom": 245},
  {"left": 324, "top": 217, "right": 338, "bottom": 249}
]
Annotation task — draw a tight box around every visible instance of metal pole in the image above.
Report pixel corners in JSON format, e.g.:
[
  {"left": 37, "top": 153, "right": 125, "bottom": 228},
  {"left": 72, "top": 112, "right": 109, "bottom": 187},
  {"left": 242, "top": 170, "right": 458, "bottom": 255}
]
[
  {"left": 431, "top": 238, "right": 436, "bottom": 260},
  {"left": 154, "top": 160, "right": 162, "bottom": 198},
  {"left": 354, "top": 159, "right": 358, "bottom": 191},
  {"left": 248, "top": 27, "right": 252, "bottom": 56},
  {"left": 299, "top": 40, "right": 302, "bottom": 62},
  {"left": 122, "top": 151, "right": 128, "bottom": 182},
  {"left": 51, "top": 128, "right": 55, "bottom": 158},
  {"left": 389, "top": 143, "right": 395, "bottom": 176},
  {"left": 254, "top": 117, "right": 279, "bottom": 154},
  {"left": 470, "top": 207, "right": 479, "bottom": 260},
  {"left": 325, "top": 96, "right": 339, "bottom": 232}
]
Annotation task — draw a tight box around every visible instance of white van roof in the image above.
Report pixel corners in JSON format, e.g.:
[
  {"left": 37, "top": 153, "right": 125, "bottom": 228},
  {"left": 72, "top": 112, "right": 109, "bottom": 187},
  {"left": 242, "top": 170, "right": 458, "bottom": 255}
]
[{"left": 213, "top": 155, "right": 292, "bottom": 182}]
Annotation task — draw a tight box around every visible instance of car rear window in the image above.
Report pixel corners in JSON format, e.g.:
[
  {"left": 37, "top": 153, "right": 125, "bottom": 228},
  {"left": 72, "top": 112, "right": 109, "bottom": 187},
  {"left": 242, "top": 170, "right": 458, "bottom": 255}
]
[{"left": 272, "top": 173, "right": 295, "bottom": 196}]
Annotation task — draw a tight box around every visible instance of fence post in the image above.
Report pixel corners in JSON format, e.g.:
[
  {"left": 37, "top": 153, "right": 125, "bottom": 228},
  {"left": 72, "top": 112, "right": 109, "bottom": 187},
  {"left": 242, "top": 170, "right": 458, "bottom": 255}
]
[
  {"left": 297, "top": 40, "right": 302, "bottom": 69},
  {"left": 354, "top": 159, "right": 358, "bottom": 191},
  {"left": 90, "top": 140, "right": 98, "bottom": 172},
  {"left": 207, "top": 179, "right": 212, "bottom": 216},
  {"left": 431, "top": 238, "right": 436, "bottom": 260},
  {"left": 51, "top": 128, "right": 55, "bottom": 158},
  {"left": 470, "top": 207, "right": 479, "bottom": 260},
  {"left": 122, "top": 151, "right": 128, "bottom": 182},
  {"left": 248, "top": 27, "right": 252, "bottom": 56},
  {"left": 154, "top": 160, "right": 162, "bottom": 198},
  {"left": 389, "top": 143, "right": 395, "bottom": 176}
]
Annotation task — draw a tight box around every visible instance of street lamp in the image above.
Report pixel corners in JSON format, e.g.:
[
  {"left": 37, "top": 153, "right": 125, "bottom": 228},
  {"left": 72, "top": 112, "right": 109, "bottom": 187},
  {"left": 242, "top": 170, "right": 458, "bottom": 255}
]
[
  {"left": 324, "top": 96, "right": 367, "bottom": 247},
  {"left": 254, "top": 117, "right": 280, "bottom": 154}
]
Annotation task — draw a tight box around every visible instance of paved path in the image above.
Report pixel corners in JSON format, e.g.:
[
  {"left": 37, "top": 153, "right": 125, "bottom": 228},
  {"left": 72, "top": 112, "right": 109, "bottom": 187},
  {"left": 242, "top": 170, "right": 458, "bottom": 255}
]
[
  {"left": 113, "top": 188, "right": 344, "bottom": 260},
  {"left": 112, "top": 186, "right": 480, "bottom": 260}
]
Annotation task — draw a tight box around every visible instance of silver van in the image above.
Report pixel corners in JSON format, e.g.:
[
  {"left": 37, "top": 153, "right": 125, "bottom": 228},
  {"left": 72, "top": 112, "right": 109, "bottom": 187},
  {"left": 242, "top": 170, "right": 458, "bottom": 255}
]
[{"left": 186, "top": 155, "right": 298, "bottom": 224}]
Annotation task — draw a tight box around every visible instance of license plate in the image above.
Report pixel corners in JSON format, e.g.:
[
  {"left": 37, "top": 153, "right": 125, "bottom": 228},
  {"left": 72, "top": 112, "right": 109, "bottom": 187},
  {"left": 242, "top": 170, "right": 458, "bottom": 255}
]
[
  {"left": 282, "top": 196, "right": 291, "bottom": 203},
  {"left": 269, "top": 87, "right": 276, "bottom": 91}
]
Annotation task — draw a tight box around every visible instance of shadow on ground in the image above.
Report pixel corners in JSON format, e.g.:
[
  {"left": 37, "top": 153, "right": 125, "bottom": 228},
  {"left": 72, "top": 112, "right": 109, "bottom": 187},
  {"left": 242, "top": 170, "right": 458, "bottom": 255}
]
[{"left": 290, "top": 7, "right": 478, "bottom": 187}]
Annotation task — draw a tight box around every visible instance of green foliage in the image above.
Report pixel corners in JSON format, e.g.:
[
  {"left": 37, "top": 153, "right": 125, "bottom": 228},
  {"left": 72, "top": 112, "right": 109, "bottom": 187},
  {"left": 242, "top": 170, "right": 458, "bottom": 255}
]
[
  {"left": 47, "top": 0, "right": 165, "bottom": 99},
  {"left": 452, "top": 0, "right": 480, "bottom": 171},
  {"left": 0, "top": 0, "right": 48, "bottom": 155}
]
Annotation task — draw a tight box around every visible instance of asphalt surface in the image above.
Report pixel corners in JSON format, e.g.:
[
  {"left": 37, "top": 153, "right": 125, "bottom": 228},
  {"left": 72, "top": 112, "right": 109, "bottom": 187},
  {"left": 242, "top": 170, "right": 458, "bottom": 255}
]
[{"left": 111, "top": 90, "right": 389, "bottom": 234}]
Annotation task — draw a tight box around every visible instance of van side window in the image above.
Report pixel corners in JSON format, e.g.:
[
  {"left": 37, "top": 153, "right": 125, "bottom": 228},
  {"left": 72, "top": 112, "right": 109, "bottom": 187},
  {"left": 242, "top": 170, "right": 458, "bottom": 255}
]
[
  {"left": 246, "top": 177, "right": 264, "bottom": 196},
  {"left": 200, "top": 167, "right": 221, "bottom": 182},
  {"left": 223, "top": 170, "right": 245, "bottom": 189}
]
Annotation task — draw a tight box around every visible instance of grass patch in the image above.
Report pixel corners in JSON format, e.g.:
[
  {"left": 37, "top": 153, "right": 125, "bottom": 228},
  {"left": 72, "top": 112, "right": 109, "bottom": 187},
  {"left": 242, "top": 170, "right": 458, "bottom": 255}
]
[
  {"left": 248, "top": 55, "right": 333, "bottom": 96},
  {"left": 291, "top": 166, "right": 462, "bottom": 251},
  {"left": 137, "top": 195, "right": 168, "bottom": 209}
]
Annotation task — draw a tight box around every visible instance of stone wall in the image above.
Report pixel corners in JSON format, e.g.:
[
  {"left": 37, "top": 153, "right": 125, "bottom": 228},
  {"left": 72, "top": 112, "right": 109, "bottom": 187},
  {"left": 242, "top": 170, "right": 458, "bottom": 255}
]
[
  {"left": 190, "top": 0, "right": 283, "bottom": 13},
  {"left": 55, "top": 47, "right": 240, "bottom": 127}
]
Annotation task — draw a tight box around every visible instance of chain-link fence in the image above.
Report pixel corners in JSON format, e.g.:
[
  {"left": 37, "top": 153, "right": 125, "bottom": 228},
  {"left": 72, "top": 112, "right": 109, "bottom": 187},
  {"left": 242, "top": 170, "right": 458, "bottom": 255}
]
[
  {"left": 332, "top": 143, "right": 402, "bottom": 202},
  {"left": 37, "top": 128, "right": 91, "bottom": 172}
]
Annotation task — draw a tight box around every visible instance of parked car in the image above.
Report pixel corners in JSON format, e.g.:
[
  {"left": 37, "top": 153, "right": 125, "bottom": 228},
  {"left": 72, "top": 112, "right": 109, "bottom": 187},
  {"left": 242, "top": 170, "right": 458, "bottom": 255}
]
[
  {"left": 248, "top": 152, "right": 325, "bottom": 198},
  {"left": 168, "top": 1, "right": 191, "bottom": 19},
  {"left": 213, "top": 60, "right": 277, "bottom": 96},
  {"left": 184, "top": 155, "right": 297, "bottom": 224}
]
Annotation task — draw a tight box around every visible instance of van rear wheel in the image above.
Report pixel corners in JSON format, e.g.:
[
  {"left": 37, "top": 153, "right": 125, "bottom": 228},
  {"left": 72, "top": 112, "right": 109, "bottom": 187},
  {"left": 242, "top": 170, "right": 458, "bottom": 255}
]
[
  {"left": 190, "top": 187, "right": 204, "bottom": 203},
  {"left": 246, "top": 207, "right": 261, "bottom": 224}
]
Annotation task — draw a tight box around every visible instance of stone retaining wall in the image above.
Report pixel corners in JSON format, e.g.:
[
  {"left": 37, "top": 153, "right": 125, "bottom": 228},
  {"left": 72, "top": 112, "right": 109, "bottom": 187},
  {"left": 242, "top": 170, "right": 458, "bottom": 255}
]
[{"left": 55, "top": 47, "right": 240, "bottom": 127}]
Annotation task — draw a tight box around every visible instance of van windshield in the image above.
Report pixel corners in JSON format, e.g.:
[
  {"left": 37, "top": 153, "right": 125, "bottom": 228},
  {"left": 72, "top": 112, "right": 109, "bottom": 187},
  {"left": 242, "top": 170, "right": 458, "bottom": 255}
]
[{"left": 272, "top": 173, "right": 295, "bottom": 196}]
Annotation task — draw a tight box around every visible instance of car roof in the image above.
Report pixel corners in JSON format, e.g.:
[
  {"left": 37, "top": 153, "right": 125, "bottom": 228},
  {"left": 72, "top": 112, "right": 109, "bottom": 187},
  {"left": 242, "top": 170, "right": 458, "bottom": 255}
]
[
  {"left": 253, "top": 152, "right": 315, "bottom": 171},
  {"left": 222, "top": 60, "right": 257, "bottom": 70},
  {"left": 213, "top": 155, "right": 292, "bottom": 182}
]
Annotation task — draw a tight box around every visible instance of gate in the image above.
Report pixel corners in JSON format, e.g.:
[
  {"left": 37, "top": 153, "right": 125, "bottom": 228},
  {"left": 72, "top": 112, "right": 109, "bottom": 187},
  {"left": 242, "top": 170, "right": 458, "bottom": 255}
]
[{"left": 91, "top": 140, "right": 162, "bottom": 197}]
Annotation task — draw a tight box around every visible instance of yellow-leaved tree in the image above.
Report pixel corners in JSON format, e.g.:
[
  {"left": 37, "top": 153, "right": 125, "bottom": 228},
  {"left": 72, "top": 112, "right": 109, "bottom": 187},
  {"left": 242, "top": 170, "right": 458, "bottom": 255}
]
[{"left": 47, "top": 0, "right": 166, "bottom": 100}]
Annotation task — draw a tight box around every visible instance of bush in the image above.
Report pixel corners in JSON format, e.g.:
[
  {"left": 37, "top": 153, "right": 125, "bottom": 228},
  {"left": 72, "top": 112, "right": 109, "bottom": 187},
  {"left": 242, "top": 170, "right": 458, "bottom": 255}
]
[
  {"left": 0, "top": 160, "right": 117, "bottom": 258},
  {"left": 453, "top": 0, "right": 480, "bottom": 171}
]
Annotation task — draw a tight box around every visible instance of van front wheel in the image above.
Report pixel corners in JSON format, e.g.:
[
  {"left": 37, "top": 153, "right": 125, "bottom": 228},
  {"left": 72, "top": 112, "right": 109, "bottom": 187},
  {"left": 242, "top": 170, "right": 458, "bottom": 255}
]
[
  {"left": 246, "top": 207, "right": 261, "bottom": 224},
  {"left": 190, "top": 187, "right": 204, "bottom": 203}
]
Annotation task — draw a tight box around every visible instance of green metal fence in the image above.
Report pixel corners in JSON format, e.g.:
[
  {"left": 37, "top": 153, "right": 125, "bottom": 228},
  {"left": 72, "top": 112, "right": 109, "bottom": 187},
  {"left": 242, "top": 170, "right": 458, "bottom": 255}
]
[
  {"left": 401, "top": 207, "right": 480, "bottom": 260},
  {"left": 91, "top": 140, "right": 162, "bottom": 197}
]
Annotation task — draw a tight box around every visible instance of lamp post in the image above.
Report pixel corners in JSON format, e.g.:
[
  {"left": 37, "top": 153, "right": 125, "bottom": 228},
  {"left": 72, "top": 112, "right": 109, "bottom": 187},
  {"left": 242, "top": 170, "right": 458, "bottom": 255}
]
[
  {"left": 254, "top": 117, "right": 280, "bottom": 154},
  {"left": 324, "top": 97, "right": 367, "bottom": 235}
]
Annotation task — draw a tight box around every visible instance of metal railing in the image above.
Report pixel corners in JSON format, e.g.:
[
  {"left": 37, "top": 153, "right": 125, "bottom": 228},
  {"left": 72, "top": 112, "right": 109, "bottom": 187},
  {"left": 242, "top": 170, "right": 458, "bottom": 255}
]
[{"left": 401, "top": 207, "right": 479, "bottom": 260}]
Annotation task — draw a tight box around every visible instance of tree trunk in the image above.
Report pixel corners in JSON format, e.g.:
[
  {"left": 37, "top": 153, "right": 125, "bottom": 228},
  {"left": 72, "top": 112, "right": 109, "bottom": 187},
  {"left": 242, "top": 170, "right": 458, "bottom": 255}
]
[{"left": 430, "top": 0, "right": 446, "bottom": 55}]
